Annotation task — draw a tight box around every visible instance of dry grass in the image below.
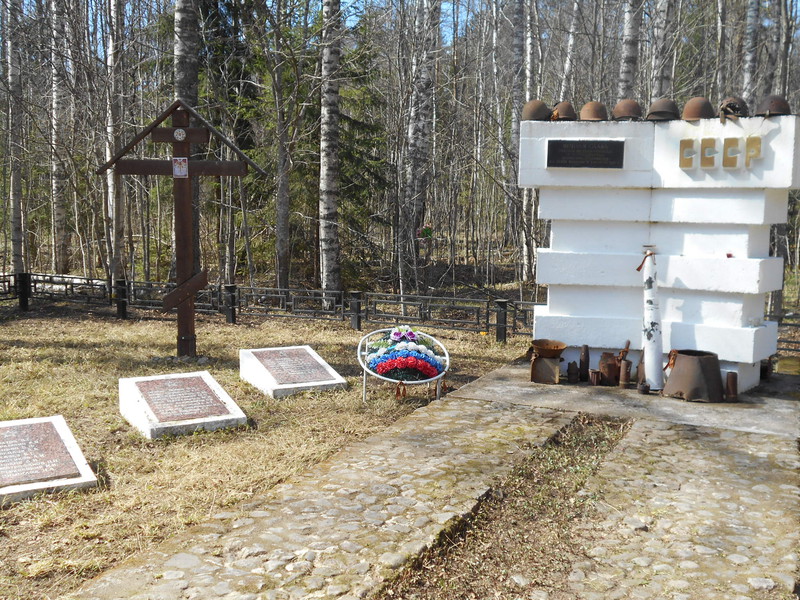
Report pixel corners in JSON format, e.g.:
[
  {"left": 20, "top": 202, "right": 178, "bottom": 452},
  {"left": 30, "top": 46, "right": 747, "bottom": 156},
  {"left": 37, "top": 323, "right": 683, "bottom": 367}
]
[
  {"left": 375, "top": 415, "right": 631, "bottom": 599},
  {"left": 0, "top": 303, "right": 525, "bottom": 600}
]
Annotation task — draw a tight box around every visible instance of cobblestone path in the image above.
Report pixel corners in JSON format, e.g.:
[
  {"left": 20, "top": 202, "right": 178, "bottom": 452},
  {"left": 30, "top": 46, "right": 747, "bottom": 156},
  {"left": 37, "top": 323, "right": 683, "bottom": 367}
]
[
  {"left": 553, "top": 420, "right": 799, "bottom": 599},
  {"left": 63, "top": 398, "right": 572, "bottom": 600},
  {"left": 63, "top": 363, "right": 800, "bottom": 600}
]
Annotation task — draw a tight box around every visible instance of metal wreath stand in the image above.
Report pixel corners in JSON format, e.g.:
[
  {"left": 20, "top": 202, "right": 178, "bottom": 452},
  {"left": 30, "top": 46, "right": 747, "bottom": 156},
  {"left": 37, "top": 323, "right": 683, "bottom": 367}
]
[{"left": 357, "top": 328, "right": 450, "bottom": 403}]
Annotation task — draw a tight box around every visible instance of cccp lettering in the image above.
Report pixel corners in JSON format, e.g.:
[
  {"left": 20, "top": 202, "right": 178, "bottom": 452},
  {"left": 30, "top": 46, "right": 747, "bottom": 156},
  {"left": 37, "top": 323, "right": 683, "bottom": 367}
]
[{"left": 679, "top": 136, "right": 762, "bottom": 170}]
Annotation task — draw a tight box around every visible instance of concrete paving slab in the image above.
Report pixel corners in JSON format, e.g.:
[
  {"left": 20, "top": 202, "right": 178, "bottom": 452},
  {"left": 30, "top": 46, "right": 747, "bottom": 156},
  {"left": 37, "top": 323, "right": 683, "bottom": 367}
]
[{"left": 449, "top": 359, "right": 800, "bottom": 438}]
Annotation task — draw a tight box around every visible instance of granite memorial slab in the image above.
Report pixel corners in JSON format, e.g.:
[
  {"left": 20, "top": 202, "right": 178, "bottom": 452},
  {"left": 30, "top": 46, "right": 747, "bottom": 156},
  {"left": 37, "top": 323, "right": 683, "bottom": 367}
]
[
  {"left": 0, "top": 415, "right": 97, "bottom": 505},
  {"left": 239, "top": 345, "right": 347, "bottom": 398},
  {"left": 119, "top": 370, "right": 246, "bottom": 439}
]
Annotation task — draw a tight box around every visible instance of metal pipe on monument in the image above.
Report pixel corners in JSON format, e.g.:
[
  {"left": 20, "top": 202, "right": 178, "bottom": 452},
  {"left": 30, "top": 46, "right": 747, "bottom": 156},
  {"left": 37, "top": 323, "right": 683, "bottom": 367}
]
[{"left": 637, "top": 246, "right": 664, "bottom": 390}]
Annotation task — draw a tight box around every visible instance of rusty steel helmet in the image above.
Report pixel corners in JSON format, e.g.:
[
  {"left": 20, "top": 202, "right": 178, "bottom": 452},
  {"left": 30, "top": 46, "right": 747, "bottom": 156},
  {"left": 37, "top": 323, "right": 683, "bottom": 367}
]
[
  {"left": 755, "top": 94, "right": 792, "bottom": 117},
  {"left": 719, "top": 96, "right": 749, "bottom": 118},
  {"left": 646, "top": 98, "right": 680, "bottom": 121},
  {"left": 521, "top": 99, "right": 552, "bottom": 121},
  {"left": 682, "top": 97, "right": 716, "bottom": 121},
  {"left": 552, "top": 101, "right": 577, "bottom": 121},
  {"left": 612, "top": 99, "right": 643, "bottom": 121},
  {"left": 579, "top": 101, "right": 608, "bottom": 121}
]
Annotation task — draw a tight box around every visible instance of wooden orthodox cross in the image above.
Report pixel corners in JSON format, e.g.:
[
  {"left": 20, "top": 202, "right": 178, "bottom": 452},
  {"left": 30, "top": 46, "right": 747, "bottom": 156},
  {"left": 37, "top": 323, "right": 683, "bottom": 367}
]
[{"left": 98, "top": 100, "right": 265, "bottom": 356}]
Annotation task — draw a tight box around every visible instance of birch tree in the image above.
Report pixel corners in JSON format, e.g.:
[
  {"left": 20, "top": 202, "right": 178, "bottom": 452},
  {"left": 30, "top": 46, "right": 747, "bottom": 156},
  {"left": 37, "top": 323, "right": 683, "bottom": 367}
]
[
  {"left": 650, "top": 0, "right": 675, "bottom": 101},
  {"left": 106, "top": 0, "right": 124, "bottom": 280},
  {"left": 715, "top": 0, "right": 726, "bottom": 98},
  {"left": 742, "top": 0, "right": 759, "bottom": 107},
  {"left": 560, "top": 0, "right": 580, "bottom": 101},
  {"left": 6, "top": 0, "right": 25, "bottom": 274},
  {"left": 319, "top": 0, "right": 342, "bottom": 292},
  {"left": 617, "top": 0, "right": 643, "bottom": 102},
  {"left": 51, "top": 0, "right": 70, "bottom": 273},
  {"left": 400, "top": 0, "right": 441, "bottom": 293}
]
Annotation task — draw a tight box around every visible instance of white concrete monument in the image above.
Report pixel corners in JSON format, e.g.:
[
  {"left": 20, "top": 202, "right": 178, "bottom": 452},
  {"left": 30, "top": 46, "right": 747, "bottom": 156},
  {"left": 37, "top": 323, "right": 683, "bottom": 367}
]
[
  {"left": 119, "top": 370, "right": 246, "bottom": 439},
  {"left": 1, "top": 415, "right": 97, "bottom": 504},
  {"left": 519, "top": 114, "right": 795, "bottom": 392},
  {"left": 240, "top": 345, "right": 347, "bottom": 398}
]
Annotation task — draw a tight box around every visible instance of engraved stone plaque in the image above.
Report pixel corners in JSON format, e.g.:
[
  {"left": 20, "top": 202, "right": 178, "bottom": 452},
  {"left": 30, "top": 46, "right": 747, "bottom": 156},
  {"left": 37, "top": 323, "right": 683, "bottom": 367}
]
[
  {"left": 0, "top": 416, "right": 97, "bottom": 505},
  {"left": 252, "top": 348, "right": 335, "bottom": 385},
  {"left": 136, "top": 376, "right": 229, "bottom": 422},
  {"left": 0, "top": 421, "right": 80, "bottom": 486},
  {"left": 240, "top": 345, "right": 347, "bottom": 398},
  {"left": 547, "top": 139, "right": 625, "bottom": 169},
  {"left": 120, "top": 371, "right": 246, "bottom": 439}
]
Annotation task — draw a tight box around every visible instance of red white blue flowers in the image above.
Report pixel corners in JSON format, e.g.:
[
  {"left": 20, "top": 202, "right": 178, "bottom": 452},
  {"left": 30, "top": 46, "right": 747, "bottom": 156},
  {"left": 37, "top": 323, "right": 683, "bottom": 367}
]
[{"left": 365, "top": 326, "right": 446, "bottom": 381}]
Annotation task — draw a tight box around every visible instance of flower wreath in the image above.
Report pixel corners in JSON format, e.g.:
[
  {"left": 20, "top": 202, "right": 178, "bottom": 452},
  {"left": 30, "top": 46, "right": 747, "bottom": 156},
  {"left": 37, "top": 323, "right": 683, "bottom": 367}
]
[{"left": 364, "top": 325, "right": 446, "bottom": 382}]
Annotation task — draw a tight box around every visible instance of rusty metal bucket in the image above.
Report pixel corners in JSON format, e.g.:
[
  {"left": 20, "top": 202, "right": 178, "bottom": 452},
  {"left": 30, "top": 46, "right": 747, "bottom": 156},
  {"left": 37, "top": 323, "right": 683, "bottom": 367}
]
[
  {"left": 531, "top": 339, "right": 566, "bottom": 359},
  {"left": 662, "top": 350, "right": 725, "bottom": 402}
]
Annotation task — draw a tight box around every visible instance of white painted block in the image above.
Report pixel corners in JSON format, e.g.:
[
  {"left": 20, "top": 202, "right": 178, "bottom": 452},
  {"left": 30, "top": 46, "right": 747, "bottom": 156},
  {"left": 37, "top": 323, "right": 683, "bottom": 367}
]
[
  {"left": 551, "top": 221, "right": 650, "bottom": 253},
  {"left": 539, "top": 188, "right": 652, "bottom": 222},
  {"left": 719, "top": 361, "right": 761, "bottom": 394},
  {"left": 660, "top": 255, "right": 784, "bottom": 293},
  {"left": 659, "top": 290, "right": 765, "bottom": 327},
  {"left": 119, "top": 371, "right": 246, "bottom": 439},
  {"left": 539, "top": 250, "right": 784, "bottom": 293},
  {"left": 652, "top": 115, "right": 800, "bottom": 189},
  {"left": 519, "top": 121, "right": 654, "bottom": 188},
  {"left": 649, "top": 223, "right": 770, "bottom": 258},
  {"left": 548, "top": 286, "right": 766, "bottom": 328},
  {"left": 0, "top": 415, "right": 97, "bottom": 504},
  {"left": 665, "top": 320, "right": 778, "bottom": 364},
  {"left": 546, "top": 285, "right": 642, "bottom": 319},
  {"left": 533, "top": 310, "right": 640, "bottom": 348},
  {"left": 537, "top": 250, "right": 642, "bottom": 287},
  {"left": 650, "top": 189, "right": 789, "bottom": 225},
  {"left": 240, "top": 345, "right": 347, "bottom": 398},
  {"left": 534, "top": 312, "right": 777, "bottom": 363}
]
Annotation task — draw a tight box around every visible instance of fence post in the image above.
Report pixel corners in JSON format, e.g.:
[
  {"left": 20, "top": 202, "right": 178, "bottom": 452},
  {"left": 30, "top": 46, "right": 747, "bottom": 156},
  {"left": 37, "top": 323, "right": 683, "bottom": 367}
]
[
  {"left": 115, "top": 279, "right": 128, "bottom": 319},
  {"left": 495, "top": 299, "right": 509, "bottom": 343},
  {"left": 16, "top": 272, "right": 30, "bottom": 311},
  {"left": 350, "top": 291, "right": 362, "bottom": 331},
  {"left": 224, "top": 284, "right": 237, "bottom": 324}
]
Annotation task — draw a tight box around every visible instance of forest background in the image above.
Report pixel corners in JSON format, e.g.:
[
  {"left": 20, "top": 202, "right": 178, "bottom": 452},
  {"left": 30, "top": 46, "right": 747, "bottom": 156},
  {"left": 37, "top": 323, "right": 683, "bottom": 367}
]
[{"left": 2, "top": 0, "right": 800, "bottom": 301}]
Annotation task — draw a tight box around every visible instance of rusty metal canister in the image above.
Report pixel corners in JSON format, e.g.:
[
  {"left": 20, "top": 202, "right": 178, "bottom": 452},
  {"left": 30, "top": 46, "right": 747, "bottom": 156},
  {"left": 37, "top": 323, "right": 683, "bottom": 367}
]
[
  {"left": 725, "top": 371, "right": 738, "bottom": 401},
  {"left": 598, "top": 352, "right": 619, "bottom": 386},
  {"left": 579, "top": 345, "right": 590, "bottom": 382},
  {"left": 567, "top": 361, "right": 580, "bottom": 383},
  {"left": 589, "top": 369, "right": 602, "bottom": 386},
  {"left": 619, "top": 359, "right": 632, "bottom": 387}
]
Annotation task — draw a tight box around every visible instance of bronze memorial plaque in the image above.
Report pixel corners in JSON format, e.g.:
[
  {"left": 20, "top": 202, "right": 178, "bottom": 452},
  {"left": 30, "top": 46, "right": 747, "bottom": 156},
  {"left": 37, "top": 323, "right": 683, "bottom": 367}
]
[
  {"left": 252, "top": 348, "right": 333, "bottom": 385},
  {"left": 0, "top": 422, "right": 80, "bottom": 487},
  {"left": 546, "top": 139, "right": 625, "bottom": 169},
  {"left": 136, "top": 376, "right": 229, "bottom": 422}
]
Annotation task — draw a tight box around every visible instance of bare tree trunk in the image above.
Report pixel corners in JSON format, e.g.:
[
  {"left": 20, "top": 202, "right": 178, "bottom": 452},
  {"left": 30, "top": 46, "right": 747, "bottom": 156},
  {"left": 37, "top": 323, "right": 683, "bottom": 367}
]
[
  {"left": 275, "top": 77, "right": 291, "bottom": 289},
  {"left": 715, "top": 0, "right": 726, "bottom": 97},
  {"left": 617, "top": 0, "right": 642, "bottom": 102},
  {"left": 650, "top": 0, "right": 675, "bottom": 102},
  {"left": 6, "top": 0, "right": 25, "bottom": 274},
  {"left": 401, "top": 0, "right": 441, "bottom": 293},
  {"left": 777, "top": 0, "right": 793, "bottom": 96},
  {"left": 51, "top": 0, "right": 70, "bottom": 273},
  {"left": 741, "top": 0, "right": 759, "bottom": 108},
  {"left": 319, "top": 0, "right": 342, "bottom": 292},
  {"left": 107, "top": 0, "right": 124, "bottom": 280},
  {"left": 560, "top": 0, "right": 580, "bottom": 101},
  {"left": 174, "top": 0, "right": 200, "bottom": 273}
]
